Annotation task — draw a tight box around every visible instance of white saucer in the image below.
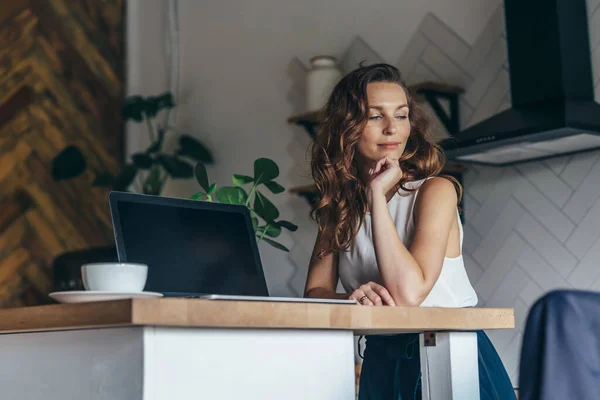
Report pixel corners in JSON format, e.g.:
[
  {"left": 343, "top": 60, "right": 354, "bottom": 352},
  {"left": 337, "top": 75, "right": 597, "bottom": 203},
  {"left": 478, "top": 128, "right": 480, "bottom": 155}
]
[{"left": 49, "top": 290, "right": 163, "bottom": 304}]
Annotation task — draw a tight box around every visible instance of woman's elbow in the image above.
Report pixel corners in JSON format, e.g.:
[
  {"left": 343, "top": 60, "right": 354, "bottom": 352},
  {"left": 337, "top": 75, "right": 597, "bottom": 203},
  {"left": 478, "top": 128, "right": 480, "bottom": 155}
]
[{"left": 389, "top": 286, "right": 427, "bottom": 307}]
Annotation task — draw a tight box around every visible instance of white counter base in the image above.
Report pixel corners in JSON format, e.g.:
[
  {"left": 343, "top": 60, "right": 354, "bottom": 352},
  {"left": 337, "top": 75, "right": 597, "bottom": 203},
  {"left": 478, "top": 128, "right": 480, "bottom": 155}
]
[
  {"left": 420, "top": 331, "right": 480, "bottom": 400},
  {"left": 0, "top": 327, "right": 356, "bottom": 400}
]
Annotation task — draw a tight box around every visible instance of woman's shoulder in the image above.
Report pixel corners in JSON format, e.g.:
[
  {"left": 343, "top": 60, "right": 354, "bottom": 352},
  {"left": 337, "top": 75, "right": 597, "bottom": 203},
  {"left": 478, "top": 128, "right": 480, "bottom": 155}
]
[
  {"left": 401, "top": 175, "right": 453, "bottom": 190},
  {"left": 419, "top": 175, "right": 456, "bottom": 190},
  {"left": 400, "top": 175, "right": 449, "bottom": 192},
  {"left": 412, "top": 176, "right": 458, "bottom": 209}
]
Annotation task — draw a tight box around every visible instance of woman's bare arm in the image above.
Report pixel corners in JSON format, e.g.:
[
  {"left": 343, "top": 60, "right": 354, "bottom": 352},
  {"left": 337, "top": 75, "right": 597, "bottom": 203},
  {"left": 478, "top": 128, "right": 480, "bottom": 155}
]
[
  {"left": 370, "top": 177, "right": 458, "bottom": 306},
  {"left": 304, "top": 227, "right": 396, "bottom": 306},
  {"left": 304, "top": 229, "right": 350, "bottom": 299}
]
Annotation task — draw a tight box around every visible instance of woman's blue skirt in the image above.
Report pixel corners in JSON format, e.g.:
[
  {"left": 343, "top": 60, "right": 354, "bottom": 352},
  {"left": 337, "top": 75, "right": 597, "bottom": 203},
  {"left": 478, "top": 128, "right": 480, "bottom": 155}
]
[{"left": 358, "top": 331, "right": 517, "bottom": 400}]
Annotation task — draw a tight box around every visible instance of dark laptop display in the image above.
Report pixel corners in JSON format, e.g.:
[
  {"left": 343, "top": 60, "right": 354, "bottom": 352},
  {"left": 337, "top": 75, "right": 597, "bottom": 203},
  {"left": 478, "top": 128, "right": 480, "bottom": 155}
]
[{"left": 108, "top": 191, "right": 269, "bottom": 297}]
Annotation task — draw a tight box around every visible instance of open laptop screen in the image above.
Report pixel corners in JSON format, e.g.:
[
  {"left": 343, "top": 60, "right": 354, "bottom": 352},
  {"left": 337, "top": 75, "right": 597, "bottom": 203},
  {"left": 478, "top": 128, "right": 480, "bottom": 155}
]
[{"left": 109, "top": 192, "right": 269, "bottom": 297}]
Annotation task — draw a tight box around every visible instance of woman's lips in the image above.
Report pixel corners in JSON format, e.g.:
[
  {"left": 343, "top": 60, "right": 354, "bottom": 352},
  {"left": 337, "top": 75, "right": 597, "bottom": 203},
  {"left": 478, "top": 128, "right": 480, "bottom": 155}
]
[{"left": 378, "top": 142, "right": 400, "bottom": 149}]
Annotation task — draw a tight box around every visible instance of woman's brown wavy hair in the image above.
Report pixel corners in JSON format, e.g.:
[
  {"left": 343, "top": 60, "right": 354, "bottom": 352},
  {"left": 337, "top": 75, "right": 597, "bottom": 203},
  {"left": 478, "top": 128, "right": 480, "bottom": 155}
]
[{"left": 309, "top": 63, "right": 462, "bottom": 258}]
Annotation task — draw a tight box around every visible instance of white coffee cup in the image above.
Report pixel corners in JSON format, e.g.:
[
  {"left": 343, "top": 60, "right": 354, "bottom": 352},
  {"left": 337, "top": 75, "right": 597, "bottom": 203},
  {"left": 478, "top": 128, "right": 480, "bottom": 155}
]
[{"left": 81, "top": 263, "right": 148, "bottom": 292}]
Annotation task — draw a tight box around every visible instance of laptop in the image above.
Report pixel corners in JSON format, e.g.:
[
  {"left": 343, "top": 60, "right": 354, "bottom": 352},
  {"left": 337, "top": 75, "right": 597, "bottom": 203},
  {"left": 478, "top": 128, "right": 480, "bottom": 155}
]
[{"left": 108, "top": 191, "right": 355, "bottom": 305}]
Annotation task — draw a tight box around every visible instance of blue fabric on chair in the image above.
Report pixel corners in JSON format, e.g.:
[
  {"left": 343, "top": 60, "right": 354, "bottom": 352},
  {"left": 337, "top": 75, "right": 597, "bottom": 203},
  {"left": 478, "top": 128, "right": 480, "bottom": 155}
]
[
  {"left": 358, "top": 331, "right": 516, "bottom": 399},
  {"left": 518, "top": 289, "right": 600, "bottom": 400}
]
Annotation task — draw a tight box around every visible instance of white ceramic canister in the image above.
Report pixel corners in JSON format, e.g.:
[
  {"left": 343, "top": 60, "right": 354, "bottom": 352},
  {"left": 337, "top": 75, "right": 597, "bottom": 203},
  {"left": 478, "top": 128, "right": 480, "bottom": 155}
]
[{"left": 305, "top": 55, "right": 343, "bottom": 112}]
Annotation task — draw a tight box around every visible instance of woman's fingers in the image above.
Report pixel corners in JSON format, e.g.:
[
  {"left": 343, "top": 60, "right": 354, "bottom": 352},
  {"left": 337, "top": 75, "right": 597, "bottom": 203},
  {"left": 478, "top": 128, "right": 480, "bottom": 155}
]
[
  {"left": 353, "top": 286, "right": 381, "bottom": 306},
  {"left": 369, "top": 158, "right": 393, "bottom": 182},
  {"left": 363, "top": 286, "right": 382, "bottom": 305},
  {"left": 374, "top": 157, "right": 386, "bottom": 174},
  {"left": 371, "top": 284, "right": 396, "bottom": 306},
  {"left": 352, "top": 283, "right": 396, "bottom": 306},
  {"left": 352, "top": 290, "right": 373, "bottom": 306}
]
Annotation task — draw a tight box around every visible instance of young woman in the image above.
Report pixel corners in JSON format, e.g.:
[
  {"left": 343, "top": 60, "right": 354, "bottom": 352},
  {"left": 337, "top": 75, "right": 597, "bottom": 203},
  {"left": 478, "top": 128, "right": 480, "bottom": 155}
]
[{"left": 304, "top": 63, "right": 516, "bottom": 399}]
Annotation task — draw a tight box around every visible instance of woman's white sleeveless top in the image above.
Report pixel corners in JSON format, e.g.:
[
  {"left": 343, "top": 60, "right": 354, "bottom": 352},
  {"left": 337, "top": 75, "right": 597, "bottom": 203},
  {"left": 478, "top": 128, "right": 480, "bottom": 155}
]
[{"left": 338, "top": 179, "right": 478, "bottom": 308}]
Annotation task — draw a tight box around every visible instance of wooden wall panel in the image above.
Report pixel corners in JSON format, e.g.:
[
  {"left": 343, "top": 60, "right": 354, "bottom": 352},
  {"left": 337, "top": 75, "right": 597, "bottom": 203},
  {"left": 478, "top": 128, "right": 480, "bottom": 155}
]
[{"left": 0, "top": 0, "right": 124, "bottom": 307}]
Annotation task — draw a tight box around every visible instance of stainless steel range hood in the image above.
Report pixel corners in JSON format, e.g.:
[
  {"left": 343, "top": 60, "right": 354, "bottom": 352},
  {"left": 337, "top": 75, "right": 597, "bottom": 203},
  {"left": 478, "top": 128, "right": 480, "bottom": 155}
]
[{"left": 441, "top": 0, "right": 600, "bottom": 166}]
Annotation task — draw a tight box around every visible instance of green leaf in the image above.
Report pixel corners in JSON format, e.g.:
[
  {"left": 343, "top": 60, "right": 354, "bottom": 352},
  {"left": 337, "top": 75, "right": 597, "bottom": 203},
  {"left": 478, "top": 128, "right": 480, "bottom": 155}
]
[
  {"left": 121, "top": 96, "right": 145, "bottom": 122},
  {"left": 251, "top": 215, "right": 259, "bottom": 231},
  {"left": 132, "top": 153, "right": 154, "bottom": 169},
  {"left": 159, "top": 155, "right": 193, "bottom": 178},
  {"left": 143, "top": 96, "right": 159, "bottom": 118},
  {"left": 146, "top": 128, "right": 165, "bottom": 153},
  {"left": 232, "top": 174, "right": 253, "bottom": 186},
  {"left": 113, "top": 164, "right": 138, "bottom": 191},
  {"left": 259, "top": 237, "right": 289, "bottom": 252},
  {"left": 156, "top": 92, "right": 175, "bottom": 110},
  {"left": 257, "top": 224, "right": 281, "bottom": 238},
  {"left": 131, "top": 92, "right": 173, "bottom": 119},
  {"left": 52, "top": 145, "right": 87, "bottom": 180},
  {"left": 207, "top": 183, "right": 217, "bottom": 195},
  {"left": 178, "top": 135, "right": 214, "bottom": 164},
  {"left": 253, "top": 158, "right": 279, "bottom": 184},
  {"left": 92, "top": 172, "right": 114, "bottom": 187},
  {"left": 144, "top": 93, "right": 173, "bottom": 118},
  {"left": 190, "top": 191, "right": 206, "bottom": 200},
  {"left": 194, "top": 163, "right": 210, "bottom": 192},
  {"left": 253, "top": 190, "right": 279, "bottom": 222},
  {"left": 277, "top": 220, "right": 298, "bottom": 232},
  {"left": 215, "top": 186, "right": 248, "bottom": 205},
  {"left": 263, "top": 181, "right": 285, "bottom": 194}
]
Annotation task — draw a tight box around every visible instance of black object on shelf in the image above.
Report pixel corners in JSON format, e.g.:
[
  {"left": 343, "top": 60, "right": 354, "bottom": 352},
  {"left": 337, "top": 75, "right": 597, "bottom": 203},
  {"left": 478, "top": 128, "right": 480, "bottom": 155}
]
[
  {"left": 414, "top": 86, "right": 461, "bottom": 135},
  {"left": 52, "top": 246, "right": 118, "bottom": 291}
]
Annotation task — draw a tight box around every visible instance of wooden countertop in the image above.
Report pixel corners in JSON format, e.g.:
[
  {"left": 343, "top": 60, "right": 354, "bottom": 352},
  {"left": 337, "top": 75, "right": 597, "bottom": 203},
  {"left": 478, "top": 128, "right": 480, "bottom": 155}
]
[{"left": 0, "top": 298, "right": 514, "bottom": 335}]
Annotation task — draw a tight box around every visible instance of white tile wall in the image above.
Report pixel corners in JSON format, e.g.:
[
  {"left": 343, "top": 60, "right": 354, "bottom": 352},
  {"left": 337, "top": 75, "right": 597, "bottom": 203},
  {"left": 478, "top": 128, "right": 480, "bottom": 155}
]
[
  {"left": 391, "top": 2, "right": 600, "bottom": 385},
  {"left": 561, "top": 152, "right": 598, "bottom": 189}
]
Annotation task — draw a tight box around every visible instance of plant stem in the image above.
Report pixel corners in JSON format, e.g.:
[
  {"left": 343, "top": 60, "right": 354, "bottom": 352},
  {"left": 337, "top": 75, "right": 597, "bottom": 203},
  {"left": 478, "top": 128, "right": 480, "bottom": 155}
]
[
  {"left": 157, "top": 165, "right": 168, "bottom": 192},
  {"left": 144, "top": 114, "right": 156, "bottom": 143},
  {"left": 245, "top": 173, "right": 263, "bottom": 207},
  {"left": 135, "top": 176, "right": 143, "bottom": 193},
  {"left": 164, "top": 109, "right": 171, "bottom": 133},
  {"left": 246, "top": 184, "right": 257, "bottom": 206},
  {"left": 257, "top": 223, "right": 269, "bottom": 243}
]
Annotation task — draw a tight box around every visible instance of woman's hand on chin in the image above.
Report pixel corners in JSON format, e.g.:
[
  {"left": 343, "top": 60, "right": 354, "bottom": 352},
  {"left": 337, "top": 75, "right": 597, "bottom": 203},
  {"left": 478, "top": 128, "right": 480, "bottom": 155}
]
[
  {"left": 349, "top": 282, "right": 396, "bottom": 306},
  {"left": 366, "top": 156, "right": 403, "bottom": 201}
]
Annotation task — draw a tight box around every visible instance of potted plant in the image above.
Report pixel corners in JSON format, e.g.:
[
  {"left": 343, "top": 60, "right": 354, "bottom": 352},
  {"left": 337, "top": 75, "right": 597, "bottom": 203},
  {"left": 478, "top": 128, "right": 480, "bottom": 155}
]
[
  {"left": 191, "top": 158, "right": 298, "bottom": 252},
  {"left": 52, "top": 92, "right": 214, "bottom": 194}
]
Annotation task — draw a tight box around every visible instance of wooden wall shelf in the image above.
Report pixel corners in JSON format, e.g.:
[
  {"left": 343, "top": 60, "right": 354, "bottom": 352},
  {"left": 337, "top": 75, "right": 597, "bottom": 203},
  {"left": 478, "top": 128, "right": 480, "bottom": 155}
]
[
  {"left": 288, "top": 184, "right": 320, "bottom": 206},
  {"left": 287, "top": 110, "right": 322, "bottom": 125}
]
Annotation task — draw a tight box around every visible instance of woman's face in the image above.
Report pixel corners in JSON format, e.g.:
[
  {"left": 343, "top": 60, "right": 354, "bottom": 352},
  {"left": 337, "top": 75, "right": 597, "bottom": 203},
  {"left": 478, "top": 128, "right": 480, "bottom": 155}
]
[{"left": 355, "top": 82, "right": 411, "bottom": 164}]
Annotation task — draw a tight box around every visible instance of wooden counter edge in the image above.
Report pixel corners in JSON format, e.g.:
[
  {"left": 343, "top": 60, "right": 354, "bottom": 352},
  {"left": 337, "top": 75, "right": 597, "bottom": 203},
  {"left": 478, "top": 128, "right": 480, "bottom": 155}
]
[
  {"left": 0, "top": 298, "right": 515, "bottom": 334},
  {"left": 131, "top": 298, "right": 515, "bottom": 334},
  {"left": 0, "top": 300, "right": 135, "bottom": 334}
]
